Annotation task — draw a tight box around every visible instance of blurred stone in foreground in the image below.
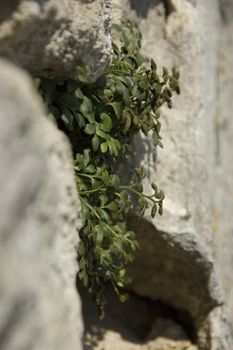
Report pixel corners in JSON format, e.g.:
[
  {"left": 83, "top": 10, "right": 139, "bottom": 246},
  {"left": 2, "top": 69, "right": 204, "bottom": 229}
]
[{"left": 0, "top": 59, "right": 83, "bottom": 350}]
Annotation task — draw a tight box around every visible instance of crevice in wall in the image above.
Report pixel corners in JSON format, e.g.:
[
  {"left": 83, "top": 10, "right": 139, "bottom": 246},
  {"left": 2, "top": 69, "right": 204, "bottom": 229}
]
[
  {"left": 76, "top": 212, "right": 216, "bottom": 349},
  {"left": 0, "top": 0, "right": 20, "bottom": 24},
  {"left": 77, "top": 280, "right": 197, "bottom": 350},
  {"left": 163, "top": 0, "right": 176, "bottom": 18},
  {"left": 129, "top": 0, "right": 175, "bottom": 20},
  {"left": 125, "top": 214, "right": 221, "bottom": 350},
  {"left": 77, "top": 202, "right": 224, "bottom": 350},
  {"left": 219, "top": 0, "right": 233, "bottom": 24},
  {"left": 76, "top": 210, "right": 223, "bottom": 349},
  {"left": 129, "top": 0, "right": 162, "bottom": 19}
]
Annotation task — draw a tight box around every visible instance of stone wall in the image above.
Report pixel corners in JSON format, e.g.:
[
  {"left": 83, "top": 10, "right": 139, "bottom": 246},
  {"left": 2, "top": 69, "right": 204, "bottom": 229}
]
[
  {"left": 0, "top": 1, "right": 233, "bottom": 350},
  {"left": 0, "top": 59, "right": 83, "bottom": 350},
  {"left": 0, "top": 0, "right": 112, "bottom": 81},
  {"left": 113, "top": 0, "right": 233, "bottom": 349}
]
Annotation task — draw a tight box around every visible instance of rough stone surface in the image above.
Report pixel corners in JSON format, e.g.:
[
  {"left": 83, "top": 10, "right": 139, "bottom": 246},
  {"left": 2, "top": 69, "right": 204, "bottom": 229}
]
[
  {"left": 111, "top": 1, "right": 233, "bottom": 349},
  {"left": 145, "top": 319, "right": 197, "bottom": 350},
  {"left": 84, "top": 321, "right": 197, "bottom": 350},
  {"left": 0, "top": 1, "right": 233, "bottom": 350},
  {"left": 213, "top": 0, "right": 233, "bottom": 328},
  {"left": 0, "top": 59, "right": 83, "bottom": 350},
  {"left": 0, "top": 0, "right": 112, "bottom": 81},
  {"left": 81, "top": 284, "right": 197, "bottom": 350}
]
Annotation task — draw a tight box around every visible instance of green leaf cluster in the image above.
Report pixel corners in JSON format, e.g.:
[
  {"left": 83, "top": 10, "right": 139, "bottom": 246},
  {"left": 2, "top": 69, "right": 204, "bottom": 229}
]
[{"left": 37, "top": 20, "right": 180, "bottom": 319}]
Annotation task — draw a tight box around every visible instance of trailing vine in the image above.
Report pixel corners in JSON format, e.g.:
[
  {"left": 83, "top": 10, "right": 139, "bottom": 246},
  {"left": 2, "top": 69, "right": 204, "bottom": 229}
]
[{"left": 37, "top": 20, "right": 180, "bottom": 318}]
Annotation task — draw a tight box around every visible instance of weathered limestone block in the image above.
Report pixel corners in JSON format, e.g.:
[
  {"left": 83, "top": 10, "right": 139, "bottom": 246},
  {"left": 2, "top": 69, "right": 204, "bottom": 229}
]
[
  {"left": 0, "top": 0, "right": 112, "bottom": 81},
  {"left": 0, "top": 59, "right": 83, "bottom": 350},
  {"left": 112, "top": 0, "right": 233, "bottom": 349}
]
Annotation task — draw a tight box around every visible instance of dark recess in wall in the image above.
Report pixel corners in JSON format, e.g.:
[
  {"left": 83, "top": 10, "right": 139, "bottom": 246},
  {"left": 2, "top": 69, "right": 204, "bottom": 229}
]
[
  {"left": 129, "top": 0, "right": 175, "bottom": 19},
  {"left": 0, "top": 0, "right": 20, "bottom": 24},
  {"left": 77, "top": 279, "right": 197, "bottom": 349}
]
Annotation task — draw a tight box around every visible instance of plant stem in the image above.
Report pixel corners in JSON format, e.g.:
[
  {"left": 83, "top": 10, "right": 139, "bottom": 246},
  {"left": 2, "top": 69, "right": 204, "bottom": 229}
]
[{"left": 79, "top": 185, "right": 105, "bottom": 195}]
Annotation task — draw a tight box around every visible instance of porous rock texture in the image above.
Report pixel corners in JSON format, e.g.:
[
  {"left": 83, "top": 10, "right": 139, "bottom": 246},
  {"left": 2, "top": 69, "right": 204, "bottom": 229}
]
[
  {"left": 82, "top": 284, "right": 198, "bottom": 350},
  {"left": 213, "top": 0, "right": 233, "bottom": 327},
  {"left": 0, "top": 0, "right": 112, "bottom": 81},
  {"left": 145, "top": 318, "right": 197, "bottom": 350},
  {"left": 0, "top": 1, "right": 233, "bottom": 350},
  {"left": 0, "top": 59, "right": 83, "bottom": 350},
  {"left": 84, "top": 320, "right": 197, "bottom": 350},
  {"left": 112, "top": 0, "right": 233, "bottom": 349}
]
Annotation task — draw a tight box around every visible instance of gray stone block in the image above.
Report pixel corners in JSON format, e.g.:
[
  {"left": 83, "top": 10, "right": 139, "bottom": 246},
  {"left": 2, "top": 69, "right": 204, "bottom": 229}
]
[
  {"left": 0, "top": 59, "right": 83, "bottom": 350},
  {"left": 0, "top": 0, "right": 112, "bottom": 81}
]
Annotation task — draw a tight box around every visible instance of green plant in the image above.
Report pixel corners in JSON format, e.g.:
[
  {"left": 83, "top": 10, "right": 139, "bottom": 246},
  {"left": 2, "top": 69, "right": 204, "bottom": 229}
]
[{"left": 37, "top": 20, "right": 180, "bottom": 318}]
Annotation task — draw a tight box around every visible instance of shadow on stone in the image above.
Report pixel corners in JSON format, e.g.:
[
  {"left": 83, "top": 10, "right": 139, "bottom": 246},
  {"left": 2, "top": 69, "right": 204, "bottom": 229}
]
[
  {"left": 129, "top": 0, "right": 175, "bottom": 19},
  {"left": 77, "top": 273, "right": 197, "bottom": 349},
  {"left": 0, "top": 0, "right": 20, "bottom": 24}
]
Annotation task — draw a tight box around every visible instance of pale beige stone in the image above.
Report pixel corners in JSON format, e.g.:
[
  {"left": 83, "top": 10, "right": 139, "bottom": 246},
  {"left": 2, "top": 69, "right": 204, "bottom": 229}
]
[
  {"left": 111, "top": 1, "right": 233, "bottom": 349},
  {"left": 0, "top": 0, "right": 112, "bottom": 81},
  {"left": 0, "top": 59, "right": 83, "bottom": 350}
]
